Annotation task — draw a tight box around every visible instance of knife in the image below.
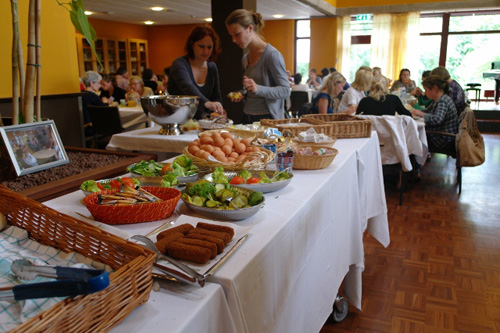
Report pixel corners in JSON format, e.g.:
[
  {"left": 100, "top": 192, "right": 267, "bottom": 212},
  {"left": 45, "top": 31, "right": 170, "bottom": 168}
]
[{"left": 204, "top": 234, "right": 248, "bottom": 277}]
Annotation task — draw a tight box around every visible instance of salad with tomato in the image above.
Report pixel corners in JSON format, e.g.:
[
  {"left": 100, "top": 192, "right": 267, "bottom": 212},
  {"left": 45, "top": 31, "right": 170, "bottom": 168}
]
[
  {"left": 81, "top": 177, "right": 139, "bottom": 193},
  {"left": 127, "top": 155, "right": 198, "bottom": 177},
  {"left": 212, "top": 167, "right": 290, "bottom": 185}
]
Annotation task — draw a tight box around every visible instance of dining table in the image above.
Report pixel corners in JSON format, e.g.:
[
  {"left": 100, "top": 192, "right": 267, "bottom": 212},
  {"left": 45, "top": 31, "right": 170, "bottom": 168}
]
[
  {"left": 118, "top": 105, "right": 150, "bottom": 130},
  {"left": 43, "top": 131, "right": 389, "bottom": 333}
]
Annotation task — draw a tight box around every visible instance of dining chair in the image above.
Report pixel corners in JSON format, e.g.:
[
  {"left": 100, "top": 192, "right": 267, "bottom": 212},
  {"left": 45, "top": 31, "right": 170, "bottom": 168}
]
[
  {"left": 87, "top": 105, "right": 125, "bottom": 149},
  {"left": 289, "top": 91, "right": 310, "bottom": 117},
  {"left": 359, "top": 115, "right": 424, "bottom": 205}
]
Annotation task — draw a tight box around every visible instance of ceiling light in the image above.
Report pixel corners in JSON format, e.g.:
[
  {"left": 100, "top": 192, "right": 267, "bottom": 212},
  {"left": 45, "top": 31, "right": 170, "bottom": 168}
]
[
  {"left": 273, "top": 14, "right": 284, "bottom": 19},
  {"left": 145, "top": 21, "right": 154, "bottom": 25},
  {"left": 84, "top": 11, "right": 93, "bottom": 15},
  {"left": 205, "top": 18, "right": 213, "bottom": 22},
  {"left": 151, "top": 7, "right": 164, "bottom": 11}
]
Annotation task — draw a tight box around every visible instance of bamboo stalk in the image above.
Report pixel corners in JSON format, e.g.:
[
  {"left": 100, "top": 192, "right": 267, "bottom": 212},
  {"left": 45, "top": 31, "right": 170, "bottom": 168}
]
[
  {"left": 10, "top": 0, "right": 20, "bottom": 125},
  {"left": 35, "top": 0, "right": 41, "bottom": 122},
  {"left": 17, "top": 20, "right": 25, "bottom": 107},
  {"left": 23, "top": 0, "right": 36, "bottom": 124}
]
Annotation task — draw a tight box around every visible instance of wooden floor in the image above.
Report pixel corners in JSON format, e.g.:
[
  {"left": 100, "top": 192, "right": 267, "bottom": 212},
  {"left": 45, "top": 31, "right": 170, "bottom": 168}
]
[{"left": 321, "top": 133, "right": 500, "bottom": 332}]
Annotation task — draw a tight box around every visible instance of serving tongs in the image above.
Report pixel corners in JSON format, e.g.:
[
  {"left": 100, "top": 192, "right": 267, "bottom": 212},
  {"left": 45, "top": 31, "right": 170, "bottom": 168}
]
[
  {"left": 131, "top": 235, "right": 206, "bottom": 287},
  {"left": 0, "top": 259, "right": 109, "bottom": 301}
]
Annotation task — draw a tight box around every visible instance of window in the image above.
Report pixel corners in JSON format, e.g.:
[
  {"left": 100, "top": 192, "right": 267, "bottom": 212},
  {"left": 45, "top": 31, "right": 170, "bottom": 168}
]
[
  {"left": 295, "top": 20, "right": 310, "bottom": 83},
  {"left": 349, "top": 15, "right": 372, "bottom": 81}
]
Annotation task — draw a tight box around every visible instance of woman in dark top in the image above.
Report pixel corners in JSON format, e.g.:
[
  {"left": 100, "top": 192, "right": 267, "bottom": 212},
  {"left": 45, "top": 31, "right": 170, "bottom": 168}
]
[
  {"left": 310, "top": 72, "right": 346, "bottom": 114},
  {"left": 357, "top": 75, "right": 412, "bottom": 117},
  {"left": 81, "top": 71, "right": 109, "bottom": 136},
  {"left": 142, "top": 68, "right": 158, "bottom": 93},
  {"left": 168, "top": 25, "right": 223, "bottom": 119}
]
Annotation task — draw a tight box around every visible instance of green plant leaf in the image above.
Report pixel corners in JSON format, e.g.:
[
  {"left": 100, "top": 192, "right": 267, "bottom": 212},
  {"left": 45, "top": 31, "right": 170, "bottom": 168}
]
[{"left": 76, "top": 7, "right": 103, "bottom": 70}]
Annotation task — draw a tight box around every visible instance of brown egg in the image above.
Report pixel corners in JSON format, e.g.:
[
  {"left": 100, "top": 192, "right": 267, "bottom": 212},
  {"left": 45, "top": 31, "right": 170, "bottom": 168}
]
[
  {"left": 213, "top": 146, "right": 222, "bottom": 152},
  {"left": 224, "top": 138, "right": 234, "bottom": 147},
  {"left": 232, "top": 139, "right": 241, "bottom": 146},
  {"left": 200, "top": 144, "right": 214, "bottom": 154},
  {"left": 200, "top": 151, "right": 211, "bottom": 160},
  {"left": 235, "top": 143, "right": 246, "bottom": 154},
  {"left": 194, "top": 150, "right": 205, "bottom": 158},
  {"left": 236, "top": 155, "right": 247, "bottom": 162},
  {"left": 241, "top": 138, "right": 252, "bottom": 147},
  {"left": 213, "top": 136, "right": 225, "bottom": 147},
  {"left": 213, "top": 150, "right": 227, "bottom": 162},
  {"left": 221, "top": 132, "right": 233, "bottom": 139},
  {"left": 230, "top": 152, "right": 239, "bottom": 158},
  {"left": 188, "top": 145, "right": 200, "bottom": 155},
  {"left": 189, "top": 139, "right": 200, "bottom": 147},
  {"left": 200, "top": 136, "right": 214, "bottom": 145},
  {"left": 227, "top": 157, "right": 236, "bottom": 163},
  {"left": 245, "top": 146, "right": 254, "bottom": 153},
  {"left": 221, "top": 144, "right": 232, "bottom": 155},
  {"left": 199, "top": 132, "right": 211, "bottom": 137},
  {"left": 251, "top": 146, "right": 261, "bottom": 152}
]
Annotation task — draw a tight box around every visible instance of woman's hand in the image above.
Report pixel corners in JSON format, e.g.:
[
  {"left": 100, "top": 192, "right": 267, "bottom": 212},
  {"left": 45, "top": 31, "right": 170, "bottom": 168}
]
[
  {"left": 205, "top": 101, "right": 225, "bottom": 115},
  {"left": 345, "top": 104, "right": 357, "bottom": 115},
  {"left": 411, "top": 108, "right": 424, "bottom": 118},
  {"left": 243, "top": 76, "right": 258, "bottom": 94}
]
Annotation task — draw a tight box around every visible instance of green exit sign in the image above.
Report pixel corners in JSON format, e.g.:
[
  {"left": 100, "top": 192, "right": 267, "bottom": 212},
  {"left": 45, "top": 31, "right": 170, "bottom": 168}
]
[{"left": 356, "top": 14, "right": 372, "bottom": 22}]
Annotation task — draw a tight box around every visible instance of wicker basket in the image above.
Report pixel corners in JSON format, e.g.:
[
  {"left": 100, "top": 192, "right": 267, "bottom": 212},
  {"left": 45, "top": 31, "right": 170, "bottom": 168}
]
[
  {"left": 260, "top": 118, "right": 334, "bottom": 138},
  {"left": 183, "top": 146, "right": 275, "bottom": 171},
  {"left": 0, "top": 185, "right": 155, "bottom": 333},
  {"left": 198, "top": 117, "right": 233, "bottom": 130},
  {"left": 294, "top": 135, "right": 337, "bottom": 148},
  {"left": 293, "top": 147, "right": 339, "bottom": 170},
  {"left": 84, "top": 187, "right": 181, "bottom": 224},
  {"left": 227, "top": 127, "right": 266, "bottom": 139},
  {"left": 302, "top": 114, "right": 372, "bottom": 138},
  {"left": 199, "top": 129, "right": 256, "bottom": 141}
]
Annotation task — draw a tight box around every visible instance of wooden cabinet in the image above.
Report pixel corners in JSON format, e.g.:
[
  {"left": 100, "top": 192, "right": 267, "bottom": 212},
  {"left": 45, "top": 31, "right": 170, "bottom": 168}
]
[
  {"left": 127, "top": 39, "right": 148, "bottom": 77},
  {"left": 76, "top": 35, "right": 148, "bottom": 77}
]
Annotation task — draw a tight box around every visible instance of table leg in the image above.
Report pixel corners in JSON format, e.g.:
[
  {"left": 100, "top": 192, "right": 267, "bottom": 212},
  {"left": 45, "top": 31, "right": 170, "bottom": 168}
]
[{"left": 495, "top": 79, "right": 500, "bottom": 104}]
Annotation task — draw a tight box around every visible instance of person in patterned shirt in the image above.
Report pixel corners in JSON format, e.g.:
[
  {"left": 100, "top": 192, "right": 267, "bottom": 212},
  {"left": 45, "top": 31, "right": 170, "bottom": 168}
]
[
  {"left": 431, "top": 66, "right": 466, "bottom": 116},
  {"left": 411, "top": 75, "right": 459, "bottom": 152}
]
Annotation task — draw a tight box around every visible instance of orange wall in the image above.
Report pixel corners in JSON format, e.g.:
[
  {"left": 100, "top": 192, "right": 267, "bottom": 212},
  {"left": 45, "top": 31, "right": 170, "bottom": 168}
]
[
  {"left": 336, "top": 0, "right": 460, "bottom": 6},
  {"left": 0, "top": 1, "right": 80, "bottom": 98},
  {"left": 310, "top": 18, "right": 338, "bottom": 73},
  {"left": 88, "top": 18, "right": 148, "bottom": 40},
  {"left": 146, "top": 24, "right": 198, "bottom": 74},
  {"left": 262, "top": 20, "right": 296, "bottom": 74}
]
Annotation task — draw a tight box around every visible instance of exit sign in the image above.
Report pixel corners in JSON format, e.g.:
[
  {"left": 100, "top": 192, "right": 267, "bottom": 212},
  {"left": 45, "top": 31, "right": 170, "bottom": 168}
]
[{"left": 356, "top": 14, "right": 372, "bottom": 22}]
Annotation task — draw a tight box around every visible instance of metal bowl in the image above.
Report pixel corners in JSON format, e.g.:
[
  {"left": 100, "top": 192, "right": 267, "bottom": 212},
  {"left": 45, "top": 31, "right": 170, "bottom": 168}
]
[
  {"left": 203, "top": 170, "right": 293, "bottom": 193},
  {"left": 141, "top": 95, "right": 199, "bottom": 135}
]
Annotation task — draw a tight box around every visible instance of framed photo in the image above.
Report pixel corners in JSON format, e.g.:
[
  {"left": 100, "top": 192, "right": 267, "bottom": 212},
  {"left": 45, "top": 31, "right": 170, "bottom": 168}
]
[{"left": 0, "top": 120, "right": 69, "bottom": 176}]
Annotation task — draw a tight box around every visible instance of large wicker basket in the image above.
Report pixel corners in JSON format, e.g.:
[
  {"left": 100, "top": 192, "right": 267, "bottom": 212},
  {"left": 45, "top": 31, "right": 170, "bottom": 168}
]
[
  {"left": 227, "top": 127, "right": 266, "bottom": 139},
  {"left": 260, "top": 118, "right": 335, "bottom": 138},
  {"left": 302, "top": 114, "right": 372, "bottom": 138},
  {"left": 293, "top": 147, "right": 339, "bottom": 170},
  {"left": 294, "top": 135, "right": 337, "bottom": 148},
  {"left": 0, "top": 185, "right": 155, "bottom": 332},
  {"left": 84, "top": 187, "right": 181, "bottom": 224},
  {"left": 183, "top": 146, "right": 275, "bottom": 171}
]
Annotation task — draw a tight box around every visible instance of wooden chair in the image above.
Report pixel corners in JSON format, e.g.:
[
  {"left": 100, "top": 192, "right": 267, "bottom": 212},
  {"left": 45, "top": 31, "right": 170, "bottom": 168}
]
[
  {"left": 87, "top": 105, "right": 125, "bottom": 149},
  {"left": 289, "top": 91, "right": 309, "bottom": 117}
]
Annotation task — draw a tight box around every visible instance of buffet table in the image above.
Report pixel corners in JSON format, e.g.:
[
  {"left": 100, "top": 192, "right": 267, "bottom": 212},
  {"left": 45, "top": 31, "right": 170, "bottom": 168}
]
[{"left": 44, "top": 131, "right": 389, "bottom": 333}]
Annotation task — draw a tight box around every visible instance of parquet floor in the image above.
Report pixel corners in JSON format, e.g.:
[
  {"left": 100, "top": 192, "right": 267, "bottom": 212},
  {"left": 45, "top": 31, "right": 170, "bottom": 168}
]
[{"left": 321, "top": 134, "right": 500, "bottom": 333}]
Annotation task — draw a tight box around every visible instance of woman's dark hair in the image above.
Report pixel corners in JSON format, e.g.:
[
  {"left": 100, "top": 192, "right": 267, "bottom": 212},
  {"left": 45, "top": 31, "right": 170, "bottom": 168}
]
[
  {"left": 430, "top": 66, "right": 451, "bottom": 81},
  {"left": 101, "top": 73, "right": 112, "bottom": 82},
  {"left": 142, "top": 68, "right": 154, "bottom": 80},
  {"left": 321, "top": 67, "right": 329, "bottom": 77},
  {"left": 163, "top": 67, "right": 170, "bottom": 76},
  {"left": 293, "top": 73, "right": 302, "bottom": 85},
  {"left": 116, "top": 67, "right": 128, "bottom": 76},
  {"left": 399, "top": 68, "right": 411, "bottom": 81},
  {"left": 185, "top": 25, "right": 221, "bottom": 62},
  {"left": 422, "top": 70, "right": 431, "bottom": 79},
  {"left": 422, "top": 75, "right": 449, "bottom": 94}
]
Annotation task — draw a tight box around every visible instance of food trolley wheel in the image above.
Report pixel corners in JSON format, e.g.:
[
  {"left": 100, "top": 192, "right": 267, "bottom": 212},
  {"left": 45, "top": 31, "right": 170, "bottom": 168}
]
[{"left": 331, "top": 296, "right": 348, "bottom": 323}]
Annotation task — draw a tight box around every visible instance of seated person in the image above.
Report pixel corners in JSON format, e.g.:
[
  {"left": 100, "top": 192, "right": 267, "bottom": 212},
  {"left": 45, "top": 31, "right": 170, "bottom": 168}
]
[
  {"left": 99, "top": 74, "right": 115, "bottom": 103},
  {"left": 431, "top": 66, "right": 466, "bottom": 116},
  {"left": 337, "top": 66, "right": 373, "bottom": 114},
  {"left": 81, "top": 71, "right": 109, "bottom": 136},
  {"left": 291, "top": 73, "right": 309, "bottom": 91},
  {"left": 411, "top": 75, "right": 459, "bottom": 152},
  {"left": 390, "top": 68, "right": 417, "bottom": 95},
  {"left": 413, "top": 70, "right": 434, "bottom": 109},
  {"left": 142, "top": 68, "right": 158, "bottom": 93},
  {"left": 126, "top": 76, "right": 154, "bottom": 104},
  {"left": 310, "top": 72, "right": 346, "bottom": 114},
  {"left": 306, "top": 68, "right": 322, "bottom": 89},
  {"left": 357, "top": 75, "right": 412, "bottom": 116},
  {"left": 372, "top": 66, "right": 392, "bottom": 88},
  {"left": 115, "top": 67, "right": 129, "bottom": 91}
]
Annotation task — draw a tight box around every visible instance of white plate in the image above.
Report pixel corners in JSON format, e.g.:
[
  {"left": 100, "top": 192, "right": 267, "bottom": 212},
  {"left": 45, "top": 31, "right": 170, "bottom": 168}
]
[{"left": 202, "top": 170, "right": 292, "bottom": 193}]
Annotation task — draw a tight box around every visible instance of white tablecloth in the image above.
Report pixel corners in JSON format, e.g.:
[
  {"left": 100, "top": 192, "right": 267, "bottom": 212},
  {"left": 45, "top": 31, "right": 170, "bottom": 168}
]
[
  {"left": 118, "top": 106, "right": 150, "bottom": 130},
  {"left": 107, "top": 125, "right": 197, "bottom": 154},
  {"left": 43, "top": 132, "right": 389, "bottom": 333}
]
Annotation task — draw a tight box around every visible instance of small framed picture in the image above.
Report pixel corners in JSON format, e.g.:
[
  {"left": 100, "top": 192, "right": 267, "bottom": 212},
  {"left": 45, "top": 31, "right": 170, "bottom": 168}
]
[{"left": 0, "top": 120, "right": 69, "bottom": 176}]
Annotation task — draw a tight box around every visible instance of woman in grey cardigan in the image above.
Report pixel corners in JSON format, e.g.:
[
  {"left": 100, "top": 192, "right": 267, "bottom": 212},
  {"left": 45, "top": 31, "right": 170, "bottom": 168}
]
[{"left": 226, "top": 9, "right": 290, "bottom": 122}]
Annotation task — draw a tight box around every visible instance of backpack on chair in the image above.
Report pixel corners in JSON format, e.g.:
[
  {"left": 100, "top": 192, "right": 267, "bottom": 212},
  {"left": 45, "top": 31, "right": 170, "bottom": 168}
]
[{"left": 456, "top": 107, "right": 485, "bottom": 167}]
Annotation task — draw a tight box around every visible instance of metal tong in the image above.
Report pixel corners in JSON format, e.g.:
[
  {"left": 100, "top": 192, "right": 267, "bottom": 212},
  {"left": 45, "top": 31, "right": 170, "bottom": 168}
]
[{"left": 0, "top": 259, "right": 109, "bottom": 301}]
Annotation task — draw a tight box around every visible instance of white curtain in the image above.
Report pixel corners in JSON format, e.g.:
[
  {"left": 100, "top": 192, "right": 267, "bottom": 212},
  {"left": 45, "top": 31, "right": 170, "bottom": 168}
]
[
  {"left": 370, "top": 12, "right": 420, "bottom": 82},
  {"left": 337, "top": 16, "right": 351, "bottom": 79}
]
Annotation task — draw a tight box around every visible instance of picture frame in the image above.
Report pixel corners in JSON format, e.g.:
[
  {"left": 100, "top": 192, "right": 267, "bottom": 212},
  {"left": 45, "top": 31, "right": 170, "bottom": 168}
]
[{"left": 0, "top": 120, "right": 69, "bottom": 176}]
